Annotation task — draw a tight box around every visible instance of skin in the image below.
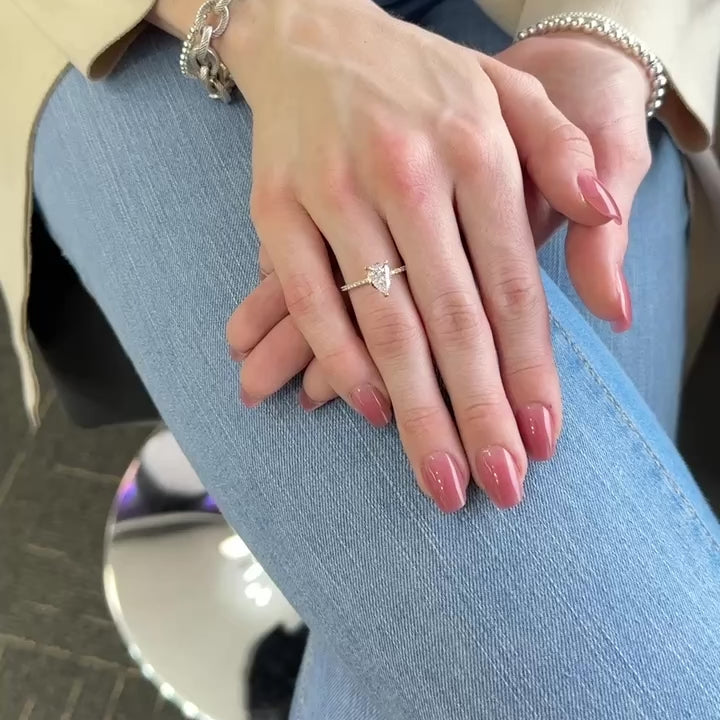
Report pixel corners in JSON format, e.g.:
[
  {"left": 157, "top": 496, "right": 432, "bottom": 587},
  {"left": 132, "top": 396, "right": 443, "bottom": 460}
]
[{"left": 153, "top": 0, "right": 651, "bottom": 510}]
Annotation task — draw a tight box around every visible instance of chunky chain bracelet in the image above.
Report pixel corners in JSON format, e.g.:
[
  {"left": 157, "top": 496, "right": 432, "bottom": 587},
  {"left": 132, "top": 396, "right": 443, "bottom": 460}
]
[
  {"left": 180, "top": 0, "right": 235, "bottom": 103},
  {"left": 515, "top": 12, "right": 668, "bottom": 118}
]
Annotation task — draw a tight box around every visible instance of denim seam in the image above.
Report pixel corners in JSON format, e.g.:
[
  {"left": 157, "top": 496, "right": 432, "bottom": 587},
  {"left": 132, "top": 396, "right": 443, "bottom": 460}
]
[{"left": 551, "top": 314, "right": 720, "bottom": 554}]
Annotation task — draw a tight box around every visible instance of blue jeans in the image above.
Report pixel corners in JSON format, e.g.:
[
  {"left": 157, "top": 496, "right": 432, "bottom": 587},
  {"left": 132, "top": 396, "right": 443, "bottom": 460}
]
[{"left": 34, "top": 2, "right": 720, "bottom": 718}]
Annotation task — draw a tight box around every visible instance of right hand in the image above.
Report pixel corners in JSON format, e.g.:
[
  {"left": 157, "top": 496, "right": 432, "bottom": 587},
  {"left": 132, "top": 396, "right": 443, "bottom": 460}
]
[{"left": 224, "top": 0, "right": 617, "bottom": 512}]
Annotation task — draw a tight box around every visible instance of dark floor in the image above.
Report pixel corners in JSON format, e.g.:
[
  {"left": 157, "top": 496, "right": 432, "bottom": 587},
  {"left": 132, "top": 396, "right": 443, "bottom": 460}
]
[{"left": 0, "top": 307, "right": 180, "bottom": 718}]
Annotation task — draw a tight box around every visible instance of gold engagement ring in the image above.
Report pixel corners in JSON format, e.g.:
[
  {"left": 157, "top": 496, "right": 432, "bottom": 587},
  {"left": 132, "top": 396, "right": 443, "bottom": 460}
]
[{"left": 340, "top": 261, "right": 406, "bottom": 297}]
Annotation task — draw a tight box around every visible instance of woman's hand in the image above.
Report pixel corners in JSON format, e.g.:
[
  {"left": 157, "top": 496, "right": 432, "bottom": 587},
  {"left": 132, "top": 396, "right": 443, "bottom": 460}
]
[
  {"left": 224, "top": 0, "right": 614, "bottom": 511},
  {"left": 498, "top": 33, "right": 652, "bottom": 330}
]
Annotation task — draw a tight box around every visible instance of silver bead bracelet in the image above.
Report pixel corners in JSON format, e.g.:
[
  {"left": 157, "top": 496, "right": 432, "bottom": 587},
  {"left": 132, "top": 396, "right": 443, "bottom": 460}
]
[
  {"left": 515, "top": 12, "right": 668, "bottom": 118},
  {"left": 180, "top": 0, "right": 235, "bottom": 103}
]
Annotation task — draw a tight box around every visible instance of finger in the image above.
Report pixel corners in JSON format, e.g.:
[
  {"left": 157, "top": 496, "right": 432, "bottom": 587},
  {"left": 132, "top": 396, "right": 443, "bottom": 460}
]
[
  {"left": 252, "top": 186, "right": 392, "bottom": 429},
  {"left": 484, "top": 59, "right": 621, "bottom": 227},
  {"left": 300, "top": 359, "right": 338, "bottom": 411},
  {"left": 258, "top": 243, "right": 274, "bottom": 279},
  {"left": 447, "top": 118, "right": 562, "bottom": 470},
  {"left": 565, "top": 124, "right": 650, "bottom": 330},
  {"left": 226, "top": 272, "right": 287, "bottom": 361},
  {"left": 356, "top": 124, "right": 533, "bottom": 509},
  {"left": 524, "top": 172, "right": 563, "bottom": 248},
  {"left": 299, "top": 178, "right": 470, "bottom": 513},
  {"left": 240, "top": 316, "right": 314, "bottom": 406}
]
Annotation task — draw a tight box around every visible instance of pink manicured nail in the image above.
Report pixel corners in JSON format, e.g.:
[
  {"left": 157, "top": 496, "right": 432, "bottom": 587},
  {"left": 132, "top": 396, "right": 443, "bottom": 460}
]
[
  {"left": 476, "top": 447, "right": 523, "bottom": 509},
  {"left": 349, "top": 384, "right": 392, "bottom": 428},
  {"left": 240, "top": 388, "right": 263, "bottom": 408},
  {"left": 229, "top": 347, "right": 248, "bottom": 363},
  {"left": 578, "top": 171, "right": 622, "bottom": 224},
  {"left": 299, "top": 389, "right": 323, "bottom": 412},
  {"left": 612, "top": 266, "right": 633, "bottom": 333},
  {"left": 517, "top": 404, "right": 555, "bottom": 461},
  {"left": 421, "top": 452, "right": 467, "bottom": 513}
]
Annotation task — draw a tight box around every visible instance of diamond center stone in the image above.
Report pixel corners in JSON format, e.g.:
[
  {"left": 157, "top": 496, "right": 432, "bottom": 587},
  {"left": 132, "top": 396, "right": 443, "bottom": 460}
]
[{"left": 367, "top": 262, "right": 392, "bottom": 296}]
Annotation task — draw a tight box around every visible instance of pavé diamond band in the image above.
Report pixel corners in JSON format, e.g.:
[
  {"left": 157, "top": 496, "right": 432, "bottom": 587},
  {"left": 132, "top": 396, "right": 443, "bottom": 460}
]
[{"left": 340, "top": 262, "right": 407, "bottom": 297}]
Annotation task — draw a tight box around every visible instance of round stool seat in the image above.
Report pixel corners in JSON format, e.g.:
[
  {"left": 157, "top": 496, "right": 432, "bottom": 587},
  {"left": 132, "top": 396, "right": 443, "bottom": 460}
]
[{"left": 103, "top": 430, "right": 302, "bottom": 720}]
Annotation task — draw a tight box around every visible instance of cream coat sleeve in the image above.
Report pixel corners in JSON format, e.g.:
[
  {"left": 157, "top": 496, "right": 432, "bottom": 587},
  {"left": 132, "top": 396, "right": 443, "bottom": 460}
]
[{"left": 10, "top": 0, "right": 156, "bottom": 78}]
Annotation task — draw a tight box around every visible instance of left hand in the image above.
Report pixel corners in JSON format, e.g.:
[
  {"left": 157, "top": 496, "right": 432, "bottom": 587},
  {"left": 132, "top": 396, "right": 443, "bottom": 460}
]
[
  {"left": 498, "top": 32, "right": 652, "bottom": 330},
  {"left": 228, "top": 33, "right": 652, "bottom": 414}
]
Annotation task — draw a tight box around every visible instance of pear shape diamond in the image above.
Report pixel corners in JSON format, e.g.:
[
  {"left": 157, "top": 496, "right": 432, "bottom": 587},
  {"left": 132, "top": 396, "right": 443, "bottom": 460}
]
[{"left": 367, "top": 262, "right": 392, "bottom": 296}]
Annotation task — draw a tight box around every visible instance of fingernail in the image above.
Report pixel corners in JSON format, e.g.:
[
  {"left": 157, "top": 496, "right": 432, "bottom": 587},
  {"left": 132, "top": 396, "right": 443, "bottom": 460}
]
[
  {"left": 612, "top": 266, "right": 633, "bottom": 333},
  {"left": 240, "top": 388, "right": 263, "bottom": 408},
  {"left": 578, "top": 171, "right": 622, "bottom": 224},
  {"left": 229, "top": 347, "right": 247, "bottom": 363},
  {"left": 517, "top": 404, "right": 555, "bottom": 461},
  {"left": 476, "top": 447, "right": 523, "bottom": 509},
  {"left": 349, "top": 384, "right": 392, "bottom": 428},
  {"left": 421, "top": 452, "right": 467, "bottom": 513},
  {"left": 299, "top": 389, "right": 323, "bottom": 412}
]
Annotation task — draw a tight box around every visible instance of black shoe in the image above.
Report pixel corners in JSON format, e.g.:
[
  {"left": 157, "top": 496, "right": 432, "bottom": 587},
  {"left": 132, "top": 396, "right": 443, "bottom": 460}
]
[{"left": 247, "top": 624, "right": 309, "bottom": 720}]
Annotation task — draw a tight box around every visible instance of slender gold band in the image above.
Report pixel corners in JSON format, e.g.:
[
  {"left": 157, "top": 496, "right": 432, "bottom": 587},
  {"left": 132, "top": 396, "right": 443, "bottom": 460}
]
[{"left": 340, "top": 262, "right": 406, "bottom": 297}]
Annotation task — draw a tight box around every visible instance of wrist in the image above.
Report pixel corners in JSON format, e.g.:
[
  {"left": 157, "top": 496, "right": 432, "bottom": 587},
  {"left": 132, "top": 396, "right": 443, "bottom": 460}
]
[
  {"left": 213, "top": 0, "right": 264, "bottom": 65},
  {"left": 515, "top": 13, "right": 667, "bottom": 117},
  {"left": 536, "top": 33, "right": 651, "bottom": 100}
]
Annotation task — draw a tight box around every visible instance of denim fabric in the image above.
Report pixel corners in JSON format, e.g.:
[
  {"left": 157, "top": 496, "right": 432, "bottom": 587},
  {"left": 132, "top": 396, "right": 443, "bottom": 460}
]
[{"left": 33, "top": 1, "right": 718, "bottom": 718}]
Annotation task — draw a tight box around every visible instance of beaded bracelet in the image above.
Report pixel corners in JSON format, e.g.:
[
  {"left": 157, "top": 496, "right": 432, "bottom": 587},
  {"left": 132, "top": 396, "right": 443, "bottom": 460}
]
[{"left": 515, "top": 12, "right": 668, "bottom": 118}]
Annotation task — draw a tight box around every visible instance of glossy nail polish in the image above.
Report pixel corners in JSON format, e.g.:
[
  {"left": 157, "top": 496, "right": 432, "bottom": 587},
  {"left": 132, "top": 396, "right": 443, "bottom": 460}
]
[
  {"left": 299, "top": 389, "right": 323, "bottom": 412},
  {"left": 421, "top": 452, "right": 466, "bottom": 513},
  {"left": 517, "top": 404, "right": 555, "bottom": 461},
  {"left": 476, "top": 447, "right": 523, "bottom": 509},
  {"left": 240, "top": 388, "right": 262, "bottom": 408},
  {"left": 612, "top": 266, "right": 633, "bottom": 333},
  {"left": 578, "top": 171, "right": 622, "bottom": 224},
  {"left": 349, "top": 384, "right": 392, "bottom": 428}
]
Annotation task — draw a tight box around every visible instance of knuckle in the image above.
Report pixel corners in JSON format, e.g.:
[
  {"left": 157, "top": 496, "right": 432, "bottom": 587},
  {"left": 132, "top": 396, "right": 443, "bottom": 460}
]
[
  {"left": 441, "top": 113, "right": 502, "bottom": 178},
  {"left": 597, "top": 125, "right": 652, "bottom": 181},
  {"left": 490, "top": 270, "right": 543, "bottom": 323},
  {"left": 546, "top": 122, "right": 594, "bottom": 163},
  {"left": 314, "top": 342, "right": 355, "bottom": 374},
  {"left": 249, "top": 178, "right": 291, "bottom": 229},
  {"left": 375, "top": 132, "right": 434, "bottom": 206},
  {"left": 514, "top": 70, "right": 546, "bottom": 99},
  {"left": 502, "top": 356, "right": 552, "bottom": 381},
  {"left": 282, "top": 272, "right": 326, "bottom": 319},
  {"left": 400, "top": 404, "right": 447, "bottom": 438},
  {"left": 364, "top": 307, "right": 422, "bottom": 361},
  {"left": 316, "top": 164, "right": 357, "bottom": 211},
  {"left": 428, "top": 290, "right": 483, "bottom": 344},
  {"left": 460, "top": 395, "right": 507, "bottom": 427}
]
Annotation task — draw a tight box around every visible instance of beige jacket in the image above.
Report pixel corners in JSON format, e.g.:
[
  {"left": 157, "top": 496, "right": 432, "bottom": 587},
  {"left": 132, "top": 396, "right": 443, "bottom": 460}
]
[{"left": 2, "top": 0, "right": 719, "bottom": 424}]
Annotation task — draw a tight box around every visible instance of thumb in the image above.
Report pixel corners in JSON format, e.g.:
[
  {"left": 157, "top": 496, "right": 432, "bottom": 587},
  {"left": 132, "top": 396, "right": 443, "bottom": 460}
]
[
  {"left": 483, "top": 59, "right": 622, "bottom": 227},
  {"left": 523, "top": 174, "right": 563, "bottom": 248},
  {"left": 564, "top": 126, "right": 651, "bottom": 331}
]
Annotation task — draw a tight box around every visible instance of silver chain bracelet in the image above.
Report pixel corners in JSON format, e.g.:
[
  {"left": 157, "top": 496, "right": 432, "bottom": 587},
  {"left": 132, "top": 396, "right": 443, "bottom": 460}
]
[
  {"left": 180, "top": 0, "right": 235, "bottom": 103},
  {"left": 515, "top": 12, "right": 668, "bottom": 118}
]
